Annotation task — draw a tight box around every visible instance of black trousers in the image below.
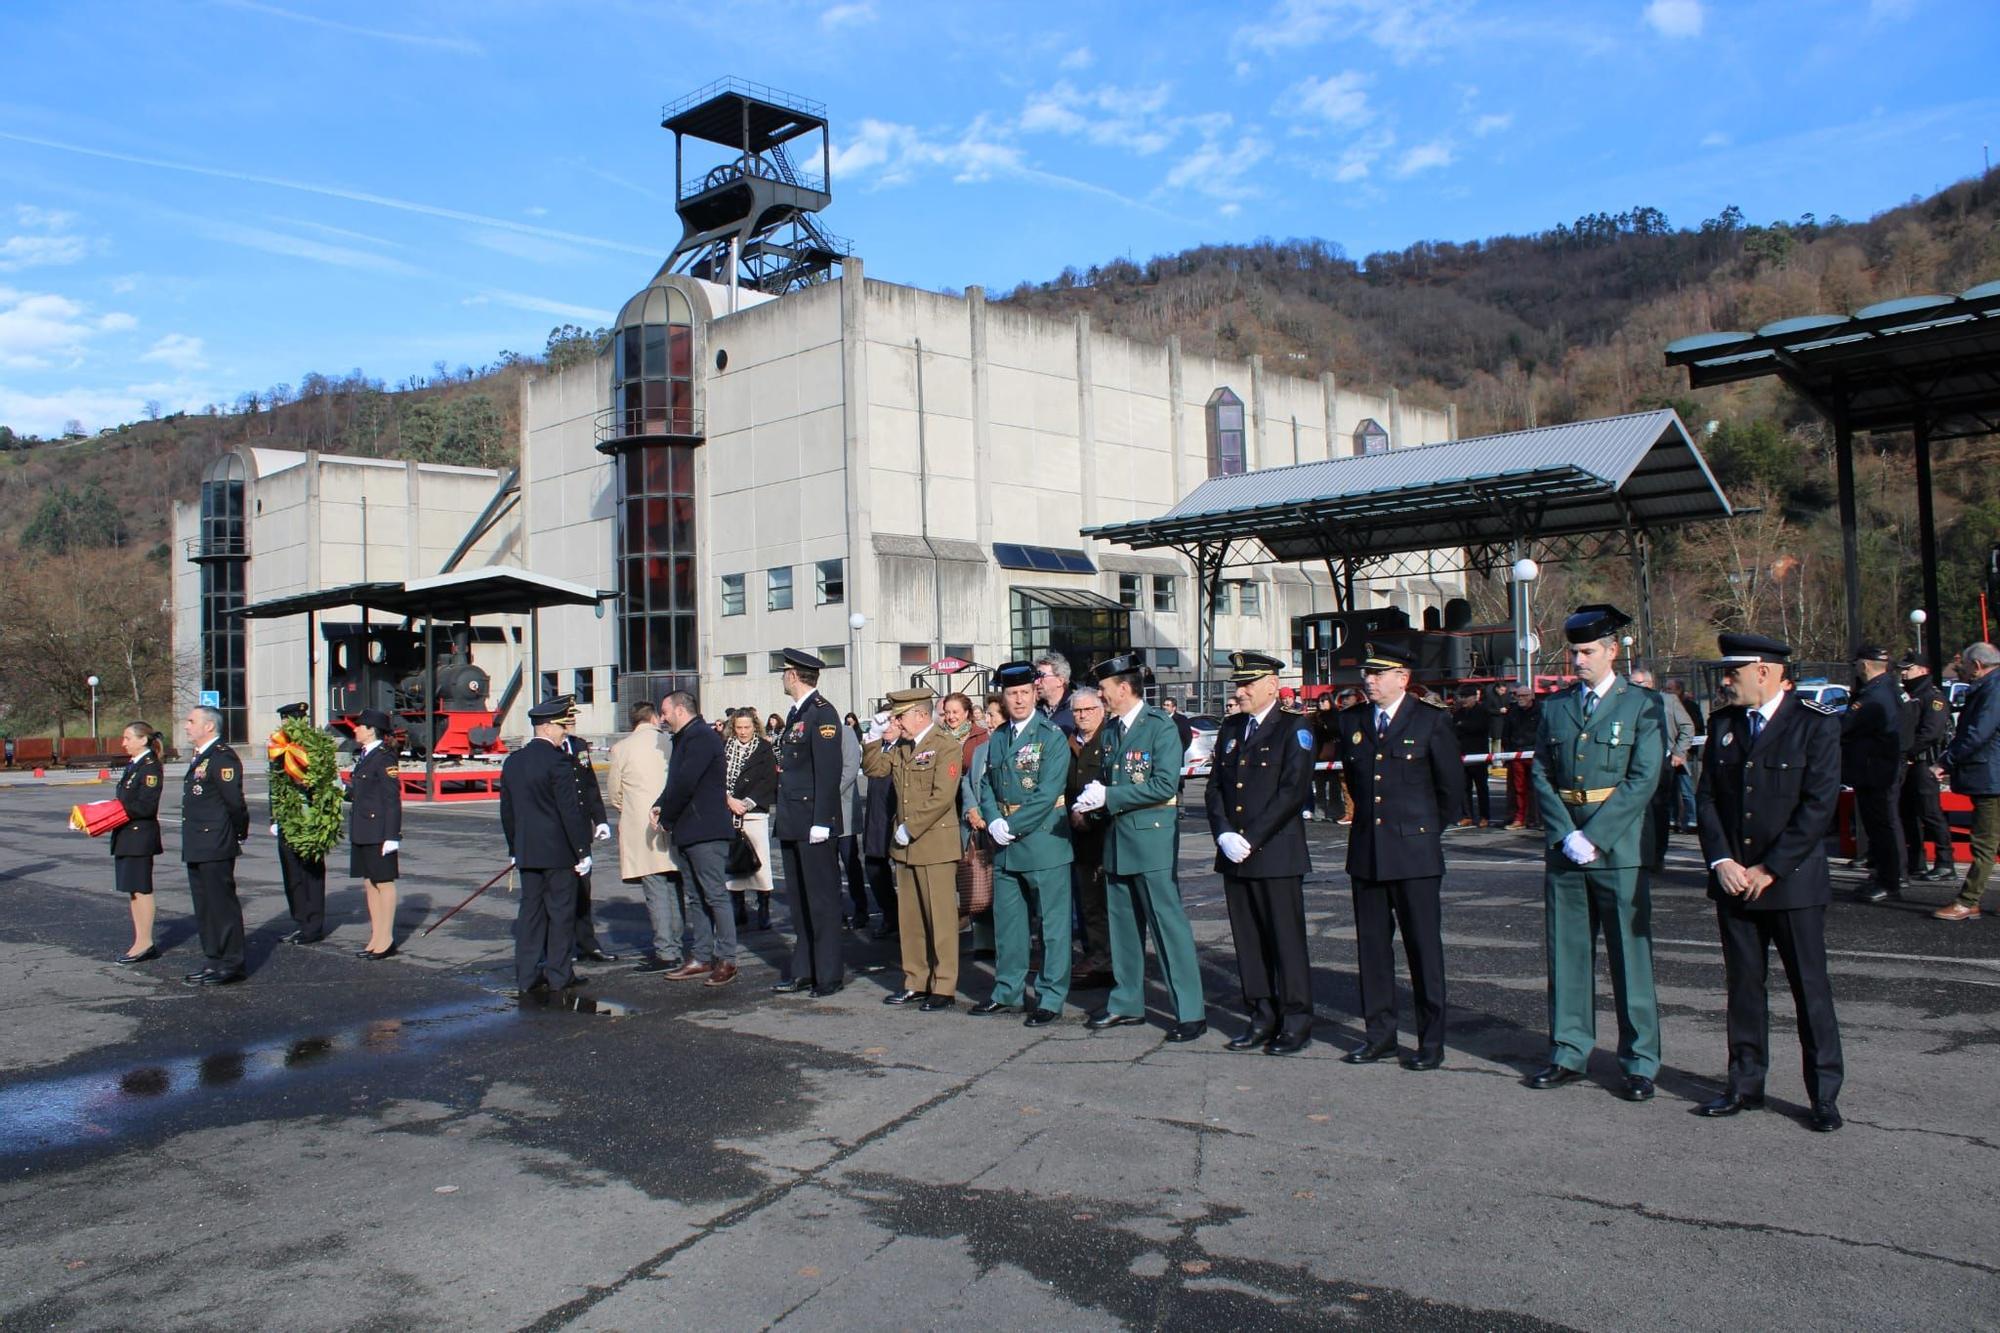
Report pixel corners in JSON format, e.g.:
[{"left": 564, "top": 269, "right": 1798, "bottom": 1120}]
[
  {"left": 1854, "top": 777, "right": 1903, "bottom": 892},
  {"left": 1463, "top": 768, "right": 1491, "bottom": 822},
  {"left": 1312, "top": 770, "right": 1343, "bottom": 820},
  {"left": 864, "top": 855, "right": 899, "bottom": 928},
  {"left": 1351, "top": 876, "right": 1446, "bottom": 1055},
  {"left": 1900, "top": 760, "right": 1950, "bottom": 870},
  {"left": 186, "top": 859, "right": 246, "bottom": 973},
  {"left": 1715, "top": 900, "right": 1843, "bottom": 1104},
  {"left": 841, "top": 834, "right": 869, "bottom": 919},
  {"left": 1223, "top": 874, "right": 1312, "bottom": 1028},
  {"left": 781, "top": 837, "right": 844, "bottom": 986},
  {"left": 517, "top": 867, "right": 578, "bottom": 991},
  {"left": 277, "top": 836, "right": 326, "bottom": 941},
  {"left": 1072, "top": 857, "right": 1109, "bottom": 969},
  {"left": 572, "top": 870, "right": 604, "bottom": 954}
]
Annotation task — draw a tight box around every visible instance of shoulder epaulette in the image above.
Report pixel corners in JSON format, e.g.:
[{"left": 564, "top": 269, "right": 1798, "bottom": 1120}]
[
  {"left": 1419, "top": 695, "right": 1449, "bottom": 708},
  {"left": 1798, "top": 697, "right": 1841, "bottom": 715}
]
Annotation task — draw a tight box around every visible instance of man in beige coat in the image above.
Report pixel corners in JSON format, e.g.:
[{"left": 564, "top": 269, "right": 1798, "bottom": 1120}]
[
  {"left": 862, "top": 689, "right": 965, "bottom": 1012},
  {"left": 607, "top": 701, "right": 685, "bottom": 971}
]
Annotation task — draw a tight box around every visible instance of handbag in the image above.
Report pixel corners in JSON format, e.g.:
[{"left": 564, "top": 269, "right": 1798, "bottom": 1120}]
[{"left": 726, "top": 828, "right": 761, "bottom": 876}]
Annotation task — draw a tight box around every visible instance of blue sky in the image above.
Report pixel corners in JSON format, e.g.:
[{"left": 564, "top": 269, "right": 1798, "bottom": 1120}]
[{"left": 1, "top": 0, "right": 1994, "bottom": 437}]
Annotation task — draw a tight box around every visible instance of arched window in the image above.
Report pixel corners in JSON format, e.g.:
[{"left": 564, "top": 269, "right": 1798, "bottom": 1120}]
[{"left": 1206, "top": 387, "right": 1245, "bottom": 477}]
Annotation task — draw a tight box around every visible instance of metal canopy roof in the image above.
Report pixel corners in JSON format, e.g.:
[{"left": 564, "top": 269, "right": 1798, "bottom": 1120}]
[
  {"left": 1664, "top": 278, "right": 2000, "bottom": 441},
  {"left": 236, "top": 568, "right": 615, "bottom": 621},
  {"left": 1082, "top": 409, "right": 1731, "bottom": 564},
  {"left": 661, "top": 78, "right": 826, "bottom": 151},
  {"left": 1014, "top": 586, "right": 1127, "bottom": 612}
]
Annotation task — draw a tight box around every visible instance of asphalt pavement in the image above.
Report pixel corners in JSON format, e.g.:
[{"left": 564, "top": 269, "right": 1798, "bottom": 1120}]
[{"left": 1, "top": 775, "right": 1995, "bottom": 1331}]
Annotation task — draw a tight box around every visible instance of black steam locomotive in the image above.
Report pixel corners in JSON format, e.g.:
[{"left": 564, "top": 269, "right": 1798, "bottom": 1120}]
[
  {"left": 1293, "top": 600, "right": 1520, "bottom": 697},
  {"left": 323, "top": 622, "right": 506, "bottom": 758}
]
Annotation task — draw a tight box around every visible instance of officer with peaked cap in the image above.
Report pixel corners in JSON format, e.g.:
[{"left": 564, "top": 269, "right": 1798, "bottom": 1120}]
[
  {"left": 863, "top": 687, "right": 966, "bottom": 1009},
  {"left": 499, "top": 696, "right": 596, "bottom": 995},
  {"left": 1071, "top": 651, "right": 1207, "bottom": 1041},
  {"left": 972, "top": 661, "right": 1075, "bottom": 1025},
  {"left": 770, "top": 649, "right": 850, "bottom": 995},
  {"left": 1206, "top": 651, "right": 1319, "bottom": 1054},
  {"left": 347, "top": 706, "right": 404, "bottom": 958},
  {"left": 1528, "top": 604, "right": 1667, "bottom": 1100},
  {"left": 1843, "top": 644, "right": 1905, "bottom": 903},
  {"left": 1694, "top": 631, "right": 1846, "bottom": 1131},
  {"left": 555, "top": 707, "right": 618, "bottom": 961},
  {"left": 268, "top": 701, "right": 330, "bottom": 945},
  {"left": 1335, "top": 643, "right": 1463, "bottom": 1067},
  {"left": 1896, "top": 652, "right": 1954, "bottom": 882}
]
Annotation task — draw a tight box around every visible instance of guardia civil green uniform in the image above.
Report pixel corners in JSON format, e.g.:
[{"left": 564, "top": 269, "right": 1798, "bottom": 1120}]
[
  {"left": 975, "top": 662, "right": 1075, "bottom": 1017},
  {"left": 1530, "top": 605, "right": 1666, "bottom": 1083},
  {"left": 1085, "top": 652, "right": 1205, "bottom": 1031}
]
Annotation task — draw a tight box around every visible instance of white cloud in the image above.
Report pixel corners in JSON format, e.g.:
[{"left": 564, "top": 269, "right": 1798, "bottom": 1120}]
[
  {"left": 830, "top": 116, "right": 1184, "bottom": 219},
  {"left": 0, "top": 286, "right": 137, "bottom": 370},
  {"left": 1288, "top": 71, "right": 1372, "bottom": 129},
  {"left": 0, "top": 205, "right": 89, "bottom": 271},
  {"left": 217, "top": 0, "right": 483, "bottom": 55},
  {"left": 1057, "top": 45, "right": 1093, "bottom": 71},
  {"left": 1471, "top": 112, "right": 1513, "bottom": 137},
  {"left": 1868, "top": 0, "right": 1917, "bottom": 19},
  {"left": 1643, "top": 0, "right": 1704, "bottom": 38},
  {"left": 468, "top": 228, "right": 591, "bottom": 265},
  {"left": 1018, "top": 81, "right": 1176, "bottom": 154},
  {"left": 1236, "top": 0, "right": 1463, "bottom": 64},
  {"left": 16, "top": 205, "right": 75, "bottom": 231},
  {"left": 1218, "top": 202, "right": 1243, "bottom": 218},
  {"left": 820, "top": 1, "right": 876, "bottom": 29},
  {"left": 464, "top": 291, "right": 615, "bottom": 323},
  {"left": 1164, "top": 133, "right": 1271, "bottom": 200},
  {"left": 140, "top": 333, "right": 208, "bottom": 373},
  {"left": 1391, "top": 139, "right": 1455, "bottom": 178},
  {"left": 1700, "top": 130, "right": 1731, "bottom": 148},
  {"left": 1322, "top": 128, "right": 1396, "bottom": 182},
  {"left": 0, "top": 381, "right": 217, "bottom": 438}
]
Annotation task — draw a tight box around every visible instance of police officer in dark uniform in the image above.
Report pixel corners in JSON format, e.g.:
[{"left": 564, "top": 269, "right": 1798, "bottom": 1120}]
[
  {"left": 347, "top": 707, "right": 403, "bottom": 959},
  {"left": 1207, "top": 652, "right": 1318, "bottom": 1054},
  {"left": 559, "top": 719, "right": 618, "bottom": 962},
  {"left": 1336, "top": 643, "right": 1464, "bottom": 1069},
  {"left": 1842, "top": 644, "right": 1905, "bottom": 902},
  {"left": 1898, "top": 652, "right": 1955, "bottom": 882},
  {"left": 179, "top": 703, "right": 250, "bottom": 986},
  {"left": 1694, "top": 632, "right": 1845, "bottom": 1132},
  {"left": 500, "top": 697, "right": 596, "bottom": 996},
  {"left": 769, "top": 648, "right": 849, "bottom": 995}
]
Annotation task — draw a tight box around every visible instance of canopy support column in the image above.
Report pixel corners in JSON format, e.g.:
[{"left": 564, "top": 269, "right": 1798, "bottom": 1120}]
[
  {"left": 306, "top": 610, "right": 318, "bottom": 724},
  {"left": 423, "top": 616, "right": 437, "bottom": 794},
  {"left": 1630, "top": 531, "right": 1655, "bottom": 668},
  {"left": 1834, "top": 401, "right": 1863, "bottom": 650},
  {"left": 1914, "top": 412, "right": 1943, "bottom": 669}
]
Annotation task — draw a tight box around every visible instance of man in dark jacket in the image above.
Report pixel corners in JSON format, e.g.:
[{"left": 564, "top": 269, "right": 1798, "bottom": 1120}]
[
  {"left": 1034, "top": 653, "right": 1078, "bottom": 737},
  {"left": 1452, "top": 687, "right": 1494, "bottom": 826},
  {"left": 1842, "top": 644, "right": 1905, "bottom": 903},
  {"left": 1066, "top": 687, "right": 1112, "bottom": 986},
  {"left": 652, "top": 692, "right": 738, "bottom": 986},
  {"left": 500, "top": 697, "right": 595, "bottom": 996},
  {"left": 1501, "top": 686, "right": 1541, "bottom": 829},
  {"left": 860, "top": 751, "right": 900, "bottom": 939},
  {"left": 1897, "top": 653, "right": 1954, "bottom": 883},
  {"left": 1337, "top": 644, "right": 1463, "bottom": 1068},
  {"left": 561, "top": 727, "right": 618, "bottom": 961},
  {"left": 1937, "top": 641, "right": 2000, "bottom": 921},
  {"left": 770, "top": 649, "right": 848, "bottom": 995},
  {"left": 1206, "top": 652, "right": 1317, "bottom": 1054},
  {"left": 1695, "top": 632, "right": 1845, "bottom": 1131},
  {"left": 179, "top": 704, "right": 250, "bottom": 986}
]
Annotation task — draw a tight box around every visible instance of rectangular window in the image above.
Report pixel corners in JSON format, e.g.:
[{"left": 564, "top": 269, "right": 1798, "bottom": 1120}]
[
  {"left": 722, "top": 654, "right": 747, "bottom": 676},
  {"left": 1155, "top": 647, "right": 1182, "bottom": 669},
  {"left": 1213, "top": 583, "right": 1233, "bottom": 615},
  {"left": 767, "top": 566, "right": 793, "bottom": 612},
  {"left": 720, "top": 573, "right": 744, "bottom": 617},
  {"left": 768, "top": 651, "right": 789, "bottom": 673},
  {"left": 818, "top": 644, "right": 847, "bottom": 669},
  {"left": 1240, "top": 581, "right": 1261, "bottom": 617},
  {"left": 539, "top": 671, "right": 559, "bottom": 700},
  {"left": 900, "top": 643, "right": 932, "bottom": 668},
  {"left": 575, "top": 668, "right": 595, "bottom": 704},
  {"left": 1117, "top": 574, "right": 1141, "bottom": 609},
  {"left": 815, "top": 558, "right": 845, "bottom": 605},
  {"left": 943, "top": 644, "right": 974, "bottom": 663},
  {"left": 1153, "top": 576, "right": 1177, "bottom": 612}
]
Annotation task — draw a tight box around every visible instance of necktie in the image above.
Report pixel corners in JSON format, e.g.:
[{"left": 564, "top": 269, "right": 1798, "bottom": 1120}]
[
  {"left": 1582, "top": 686, "right": 1598, "bottom": 719},
  {"left": 1376, "top": 709, "right": 1389, "bottom": 739},
  {"left": 1244, "top": 713, "right": 1259, "bottom": 746},
  {"left": 1747, "top": 709, "right": 1764, "bottom": 749},
  {"left": 1105, "top": 717, "right": 1125, "bottom": 750}
]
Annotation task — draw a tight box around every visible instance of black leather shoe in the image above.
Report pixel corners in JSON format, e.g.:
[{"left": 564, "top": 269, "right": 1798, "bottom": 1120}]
[
  {"left": 967, "top": 1000, "right": 1010, "bottom": 1016},
  {"left": 1621, "top": 1075, "right": 1656, "bottom": 1102},
  {"left": 1854, "top": 886, "right": 1889, "bottom": 903},
  {"left": 918, "top": 994, "right": 955, "bottom": 1012},
  {"left": 883, "top": 989, "right": 924, "bottom": 1005},
  {"left": 575, "top": 948, "right": 619, "bottom": 963},
  {"left": 561, "top": 973, "right": 591, "bottom": 989},
  {"left": 352, "top": 947, "right": 377, "bottom": 958},
  {"left": 770, "top": 978, "right": 812, "bottom": 994},
  {"left": 1342, "top": 1039, "right": 1397, "bottom": 1065},
  {"left": 1227, "top": 1024, "right": 1279, "bottom": 1052},
  {"left": 1526, "top": 1063, "right": 1585, "bottom": 1089},
  {"left": 811, "top": 981, "right": 845, "bottom": 998},
  {"left": 1922, "top": 862, "right": 1958, "bottom": 882},
  {"left": 1402, "top": 1051, "right": 1443, "bottom": 1071},
  {"left": 116, "top": 947, "right": 160, "bottom": 965},
  {"left": 1085, "top": 1010, "right": 1144, "bottom": 1030},
  {"left": 1693, "top": 1091, "right": 1765, "bottom": 1117},
  {"left": 1808, "top": 1101, "right": 1843, "bottom": 1132},
  {"left": 631, "top": 955, "right": 677, "bottom": 974},
  {"left": 1023, "top": 1008, "right": 1058, "bottom": 1028},
  {"left": 197, "top": 970, "right": 246, "bottom": 986},
  {"left": 1164, "top": 1020, "right": 1207, "bottom": 1043},
  {"left": 363, "top": 944, "right": 399, "bottom": 961},
  {"left": 1266, "top": 1028, "right": 1312, "bottom": 1056},
  {"left": 182, "top": 967, "right": 217, "bottom": 984}
]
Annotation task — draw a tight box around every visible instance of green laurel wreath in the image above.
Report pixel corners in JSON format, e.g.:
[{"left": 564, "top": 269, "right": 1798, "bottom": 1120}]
[{"left": 269, "top": 718, "right": 345, "bottom": 859}]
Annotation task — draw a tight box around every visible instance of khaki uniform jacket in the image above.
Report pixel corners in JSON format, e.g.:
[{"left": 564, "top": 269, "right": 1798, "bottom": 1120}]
[
  {"left": 607, "top": 729, "right": 678, "bottom": 879},
  {"left": 862, "top": 726, "right": 965, "bottom": 867}
]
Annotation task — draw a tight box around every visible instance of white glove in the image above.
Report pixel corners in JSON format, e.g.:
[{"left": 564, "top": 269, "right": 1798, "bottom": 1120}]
[
  {"left": 574, "top": 855, "right": 592, "bottom": 876},
  {"left": 809, "top": 824, "right": 831, "bottom": 844},
  {"left": 1072, "top": 780, "right": 1107, "bottom": 813},
  {"left": 509, "top": 855, "right": 517, "bottom": 865},
  {"left": 269, "top": 823, "right": 280, "bottom": 837},
  {"left": 894, "top": 823, "right": 911, "bottom": 847},
  {"left": 1561, "top": 831, "right": 1598, "bottom": 864},
  {"left": 382, "top": 840, "right": 399, "bottom": 854},
  {"left": 593, "top": 822, "right": 610, "bottom": 843},
  {"left": 864, "top": 712, "right": 889, "bottom": 744},
  {"left": 1217, "top": 831, "right": 1252, "bottom": 862},
  {"left": 987, "top": 817, "right": 1014, "bottom": 846}
]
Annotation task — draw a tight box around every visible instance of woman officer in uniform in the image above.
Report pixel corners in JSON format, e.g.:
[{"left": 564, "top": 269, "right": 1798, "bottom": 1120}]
[
  {"left": 347, "top": 708, "right": 403, "bottom": 959},
  {"left": 112, "top": 721, "right": 166, "bottom": 964}
]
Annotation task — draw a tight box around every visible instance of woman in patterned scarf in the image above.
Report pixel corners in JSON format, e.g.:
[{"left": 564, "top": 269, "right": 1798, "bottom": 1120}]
[{"left": 723, "top": 709, "right": 780, "bottom": 931}]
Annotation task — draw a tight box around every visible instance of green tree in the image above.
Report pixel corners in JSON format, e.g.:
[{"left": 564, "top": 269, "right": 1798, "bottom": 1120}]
[
  {"left": 545, "top": 324, "right": 610, "bottom": 372},
  {"left": 21, "top": 482, "right": 130, "bottom": 555}
]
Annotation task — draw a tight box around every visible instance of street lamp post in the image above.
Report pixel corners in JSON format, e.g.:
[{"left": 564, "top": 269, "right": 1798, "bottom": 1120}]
[
  {"left": 1910, "top": 607, "right": 1928, "bottom": 655},
  {"left": 848, "top": 611, "right": 868, "bottom": 710},
  {"left": 1511, "top": 557, "right": 1539, "bottom": 688},
  {"left": 86, "top": 674, "right": 100, "bottom": 742}
]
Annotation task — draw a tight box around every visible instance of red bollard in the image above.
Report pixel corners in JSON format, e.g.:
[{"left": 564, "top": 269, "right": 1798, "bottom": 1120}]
[
  {"left": 98, "top": 769, "right": 111, "bottom": 781},
  {"left": 33, "top": 767, "right": 45, "bottom": 778}
]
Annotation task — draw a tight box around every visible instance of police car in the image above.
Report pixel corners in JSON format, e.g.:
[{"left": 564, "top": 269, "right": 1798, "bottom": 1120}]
[{"left": 1791, "top": 679, "right": 1851, "bottom": 709}]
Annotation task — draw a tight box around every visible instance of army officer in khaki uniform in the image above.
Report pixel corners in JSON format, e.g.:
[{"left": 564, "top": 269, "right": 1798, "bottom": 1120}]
[{"left": 862, "top": 689, "right": 966, "bottom": 1012}]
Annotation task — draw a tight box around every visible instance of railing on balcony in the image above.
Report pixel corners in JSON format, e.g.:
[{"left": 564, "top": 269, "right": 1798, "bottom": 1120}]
[
  {"left": 184, "top": 535, "right": 248, "bottom": 561},
  {"left": 660, "top": 78, "right": 827, "bottom": 125},
  {"left": 594, "top": 406, "right": 705, "bottom": 453},
  {"left": 680, "top": 154, "right": 827, "bottom": 202}
]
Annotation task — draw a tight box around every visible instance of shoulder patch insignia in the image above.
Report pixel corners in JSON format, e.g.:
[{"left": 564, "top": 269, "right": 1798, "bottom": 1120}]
[
  {"left": 1798, "top": 698, "right": 1840, "bottom": 715},
  {"left": 384, "top": 765, "right": 400, "bottom": 776},
  {"left": 819, "top": 725, "right": 838, "bottom": 739},
  {"left": 145, "top": 774, "right": 159, "bottom": 788},
  {"left": 220, "top": 767, "right": 236, "bottom": 781},
  {"left": 1934, "top": 699, "right": 1946, "bottom": 711},
  {"left": 1297, "top": 728, "right": 1313, "bottom": 750}
]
